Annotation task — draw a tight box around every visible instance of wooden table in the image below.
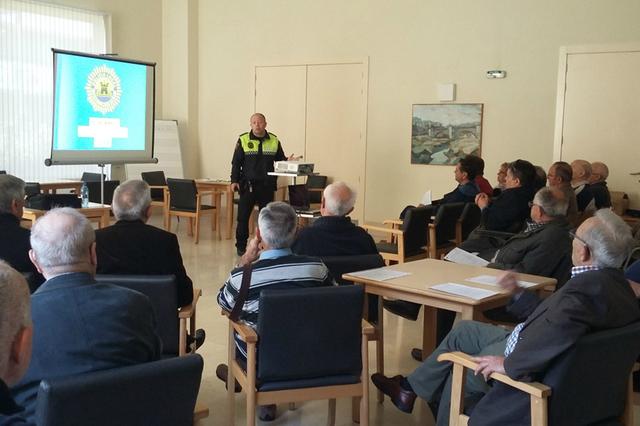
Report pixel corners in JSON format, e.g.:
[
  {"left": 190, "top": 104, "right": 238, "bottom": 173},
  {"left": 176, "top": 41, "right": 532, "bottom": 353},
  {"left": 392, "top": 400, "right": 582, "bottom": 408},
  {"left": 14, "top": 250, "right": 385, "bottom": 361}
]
[
  {"left": 22, "top": 203, "right": 111, "bottom": 228},
  {"left": 39, "top": 181, "right": 83, "bottom": 194},
  {"left": 342, "top": 258, "right": 556, "bottom": 402},
  {"left": 195, "top": 180, "right": 233, "bottom": 240}
]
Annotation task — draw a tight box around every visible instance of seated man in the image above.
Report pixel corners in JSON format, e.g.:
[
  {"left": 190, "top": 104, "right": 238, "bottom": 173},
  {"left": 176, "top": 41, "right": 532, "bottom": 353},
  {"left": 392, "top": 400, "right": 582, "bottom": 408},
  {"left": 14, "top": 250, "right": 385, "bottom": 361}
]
[
  {"left": 216, "top": 201, "right": 334, "bottom": 421},
  {"left": 292, "top": 181, "right": 377, "bottom": 256},
  {"left": 95, "top": 180, "right": 194, "bottom": 307},
  {"left": 465, "top": 155, "right": 493, "bottom": 195},
  {"left": 474, "top": 159, "right": 536, "bottom": 232},
  {"left": 11, "top": 208, "right": 161, "bottom": 422},
  {"left": 399, "top": 156, "right": 479, "bottom": 219},
  {"left": 547, "top": 161, "right": 579, "bottom": 225},
  {"left": 371, "top": 209, "right": 639, "bottom": 426},
  {"left": 0, "top": 174, "right": 43, "bottom": 291},
  {"left": 0, "top": 262, "right": 32, "bottom": 423},
  {"left": 589, "top": 161, "right": 612, "bottom": 209},
  {"left": 571, "top": 159, "right": 596, "bottom": 213}
]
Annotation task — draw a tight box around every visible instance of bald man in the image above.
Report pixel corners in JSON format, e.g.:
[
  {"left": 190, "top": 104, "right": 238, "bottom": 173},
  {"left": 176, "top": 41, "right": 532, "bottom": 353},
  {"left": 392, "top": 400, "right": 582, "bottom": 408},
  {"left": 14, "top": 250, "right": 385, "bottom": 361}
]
[
  {"left": 292, "top": 181, "right": 377, "bottom": 256},
  {"left": 0, "top": 262, "right": 31, "bottom": 422},
  {"left": 588, "top": 161, "right": 612, "bottom": 209},
  {"left": 11, "top": 208, "right": 160, "bottom": 422},
  {"left": 571, "top": 159, "right": 595, "bottom": 213},
  {"left": 231, "top": 113, "right": 289, "bottom": 256}
]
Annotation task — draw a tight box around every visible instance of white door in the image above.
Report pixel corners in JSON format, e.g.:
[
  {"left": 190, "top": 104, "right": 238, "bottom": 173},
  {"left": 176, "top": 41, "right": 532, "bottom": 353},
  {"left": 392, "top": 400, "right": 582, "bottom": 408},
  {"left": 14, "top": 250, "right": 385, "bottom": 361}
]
[
  {"left": 254, "top": 61, "right": 368, "bottom": 222},
  {"left": 555, "top": 45, "right": 640, "bottom": 208}
]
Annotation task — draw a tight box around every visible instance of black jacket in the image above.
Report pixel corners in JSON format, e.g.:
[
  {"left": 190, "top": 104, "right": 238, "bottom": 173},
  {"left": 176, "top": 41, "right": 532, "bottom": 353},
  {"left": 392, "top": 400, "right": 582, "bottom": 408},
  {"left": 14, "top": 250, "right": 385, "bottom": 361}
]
[
  {"left": 95, "top": 220, "right": 194, "bottom": 307},
  {"left": 292, "top": 216, "right": 378, "bottom": 257},
  {"left": 230, "top": 132, "right": 286, "bottom": 189},
  {"left": 590, "top": 181, "right": 612, "bottom": 209},
  {"left": 0, "top": 213, "right": 43, "bottom": 292},
  {"left": 481, "top": 186, "right": 533, "bottom": 232}
]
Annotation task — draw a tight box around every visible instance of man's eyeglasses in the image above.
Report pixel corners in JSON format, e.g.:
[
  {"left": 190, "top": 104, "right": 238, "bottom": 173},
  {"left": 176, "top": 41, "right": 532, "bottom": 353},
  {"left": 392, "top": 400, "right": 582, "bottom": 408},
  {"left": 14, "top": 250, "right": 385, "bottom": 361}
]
[{"left": 569, "top": 231, "right": 589, "bottom": 249}]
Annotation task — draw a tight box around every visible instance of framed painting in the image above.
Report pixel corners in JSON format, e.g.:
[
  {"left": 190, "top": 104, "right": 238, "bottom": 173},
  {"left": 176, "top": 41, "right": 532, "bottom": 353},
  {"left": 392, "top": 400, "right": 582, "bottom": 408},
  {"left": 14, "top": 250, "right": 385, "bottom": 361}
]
[{"left": 411, "top": 103, "right": 483, "bottom": 165}]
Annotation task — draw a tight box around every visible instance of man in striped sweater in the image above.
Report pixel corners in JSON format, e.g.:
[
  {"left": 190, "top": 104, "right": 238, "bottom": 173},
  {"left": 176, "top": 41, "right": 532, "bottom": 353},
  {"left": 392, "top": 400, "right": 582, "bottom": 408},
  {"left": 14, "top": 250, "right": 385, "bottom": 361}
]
[{"left": 217, "top": 201, "right": 334, "bottom": 421}]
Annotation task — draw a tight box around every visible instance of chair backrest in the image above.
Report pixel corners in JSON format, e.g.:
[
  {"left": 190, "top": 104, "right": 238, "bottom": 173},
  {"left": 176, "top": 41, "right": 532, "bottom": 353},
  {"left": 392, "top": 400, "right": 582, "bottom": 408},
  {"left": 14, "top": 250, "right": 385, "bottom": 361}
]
[
  {"left": 256, "top": 285, "right": 363, "bottom": 390},
  {"left": 432, "top": 202, "right": 466, "bottom": 244},
  {"left": 460, "top": 202, "right": 482, "bottom": 241},
  {"left": 86, "top": 180, "right": 120, "bottom": 204},
  {"left": 0, "top": 170, "right": 6, "bottom": 174},
  {"left": 35, "top": 354, "right": 203, "bottom": 426},
  {"left": 401, "top": 205, "right": 433, "bottom": 255},
  {"left": 141, "top": 171, "right": 167, "bottom": 201},
  {"left": 167, "top": 178, "right": 198, "bottom": 212},
  {"left": 24, "top": 182, "right": 41, "bottom": 198},
  {"left": 94, "top": 275, "right": 180, "bottom": 355},
  {"left": 306, "top": 175, "right": 327, "bottom": 203},
  {"left": 81, "top": 172, "right": 106, "bottom": 182},
  {"left": 544, "top": 321, "right": 640, "bottom": 425}
]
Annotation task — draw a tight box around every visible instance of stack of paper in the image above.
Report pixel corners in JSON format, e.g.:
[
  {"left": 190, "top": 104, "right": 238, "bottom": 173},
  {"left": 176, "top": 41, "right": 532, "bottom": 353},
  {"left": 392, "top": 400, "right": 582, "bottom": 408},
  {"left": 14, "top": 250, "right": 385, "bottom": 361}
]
[
  {"left": 348, "top": 268, "right": 411, "bottom": 281},
  {"left": 431, "top": 283, "right": 500, "bottom": 300},
  {"left": 465, "top": 275, "right": 538, "bottom": 288},
  {"left": 444, "top": 247, "right": 489, "bottom": 267}
]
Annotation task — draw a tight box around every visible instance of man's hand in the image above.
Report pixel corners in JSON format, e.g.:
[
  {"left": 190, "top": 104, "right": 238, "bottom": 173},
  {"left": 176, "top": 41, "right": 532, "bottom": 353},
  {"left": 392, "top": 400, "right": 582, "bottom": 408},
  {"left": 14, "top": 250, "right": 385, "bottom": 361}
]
[
  {"left": 472, "top": 355, "right": 506, "bottom": 381},
  {"left": 497, "top": 271, "right": 523, "bottom": 295},
  {"left": 287, "top": 154, "right": 303, "bottom": 161},
  {"left": 238, "top": 236, "right": 261, "bottom": 266},
  {"left": 475, "top": 193, "right": 490, "bottom": 209},
  {"left": 230, "top": 183, "right": 240, "bottom": 192}
]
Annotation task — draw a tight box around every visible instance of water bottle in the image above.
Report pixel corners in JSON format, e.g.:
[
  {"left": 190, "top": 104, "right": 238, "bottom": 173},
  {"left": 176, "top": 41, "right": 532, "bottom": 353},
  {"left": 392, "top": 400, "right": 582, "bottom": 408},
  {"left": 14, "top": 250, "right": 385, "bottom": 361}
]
[{"left": 81, "top": 182, "right": 89, "bottom": 208}]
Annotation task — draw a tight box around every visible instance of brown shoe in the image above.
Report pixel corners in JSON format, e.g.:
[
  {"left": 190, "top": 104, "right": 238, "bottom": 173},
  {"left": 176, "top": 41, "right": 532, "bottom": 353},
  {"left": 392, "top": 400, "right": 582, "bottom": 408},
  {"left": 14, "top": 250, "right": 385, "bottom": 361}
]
[
  {"left": 216, "top": 363, "right": 241, "bottom": 393},
  {"left": 258, "top": 404, "right": 277, "bottom": 422},
  {"left": 371, "top": 373, "right": 417, "bottom": 413}
]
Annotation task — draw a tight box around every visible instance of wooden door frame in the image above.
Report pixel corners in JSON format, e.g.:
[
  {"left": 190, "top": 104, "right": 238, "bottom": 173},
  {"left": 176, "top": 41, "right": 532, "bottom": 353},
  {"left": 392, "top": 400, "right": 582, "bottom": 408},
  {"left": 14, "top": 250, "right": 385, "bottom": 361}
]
[
  {"left": 553, "top": 43, "right": 640, "bottom": 161},
  {"left": 252, "top": 58, "right": 369, "bottom": 220}
]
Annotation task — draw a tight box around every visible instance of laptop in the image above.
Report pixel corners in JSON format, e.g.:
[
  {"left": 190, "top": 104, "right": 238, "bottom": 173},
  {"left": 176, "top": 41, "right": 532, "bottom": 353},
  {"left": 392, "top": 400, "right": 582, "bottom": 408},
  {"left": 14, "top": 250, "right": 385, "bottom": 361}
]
[{"left": 288, "top": 184, "right": 320, "bottom": 215}]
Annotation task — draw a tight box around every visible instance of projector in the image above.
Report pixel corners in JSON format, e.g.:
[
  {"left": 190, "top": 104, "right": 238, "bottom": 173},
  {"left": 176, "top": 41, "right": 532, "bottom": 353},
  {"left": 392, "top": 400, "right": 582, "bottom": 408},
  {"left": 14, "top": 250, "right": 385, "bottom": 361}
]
[{"left": 274, "top": 161, "right": 314, "bottom": 175}]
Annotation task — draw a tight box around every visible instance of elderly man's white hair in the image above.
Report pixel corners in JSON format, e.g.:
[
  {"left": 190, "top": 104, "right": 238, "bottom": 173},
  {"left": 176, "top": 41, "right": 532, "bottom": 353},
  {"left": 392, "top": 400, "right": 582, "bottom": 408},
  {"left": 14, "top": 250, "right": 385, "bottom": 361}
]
[
  {"left": 30, "top": 207, "right": 95, "bottom": 269},
  {"left": 258, "top": 201, "right": 297, "bottom": 249},
  {"left": 112, "top": 179, "right": 152, "bottom": 221},
  {"left": 323, "top": 181, "right": 357, "bottom": 217},
  {"left": 581, "top": 209, "right": 634, "bottom": 268},
  {"left": 0, "top": 174, "right": 25, "bottom": 214},
  {"left": 0, "top": 260, "right": 31, "bottom": 377}
]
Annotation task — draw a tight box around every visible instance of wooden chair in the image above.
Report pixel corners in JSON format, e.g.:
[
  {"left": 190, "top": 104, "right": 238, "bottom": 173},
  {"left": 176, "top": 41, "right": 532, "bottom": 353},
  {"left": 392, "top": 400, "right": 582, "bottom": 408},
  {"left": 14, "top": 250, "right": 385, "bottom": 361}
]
[
  {"left": 35, "top": 354, "right": 207, "bottom": 426},
  {"left": 364, "top": 205, "right": 433, "bottom": 265},
  {"left": 306, "top": 174, "right": 327, "bottom": 205},
  {"left": 85, "top": 180, "right": 119, "bottom": 204},
  {"left": 141, "top": 171, "right": 167, "bottom": 206},
  {"left": 438, "top": 321, "right": 640, "bottom": 426},
  {"left": 226, "top": 285, "right": 373, "bottom": 426},
  {"left": 458, "top": 202, "right": 482, "bottom": 243},
  {"left": 80, "top": 172, "right": 106, "bottom": 182},
  {"left": 166, "top": 178, "right": 218, "bottom": 244},
  {"left": 94, "top": 274, "right": 201, "bottom": 357},
  {"left": 428, "top": 202, "right": 466, "bottom": 258}
]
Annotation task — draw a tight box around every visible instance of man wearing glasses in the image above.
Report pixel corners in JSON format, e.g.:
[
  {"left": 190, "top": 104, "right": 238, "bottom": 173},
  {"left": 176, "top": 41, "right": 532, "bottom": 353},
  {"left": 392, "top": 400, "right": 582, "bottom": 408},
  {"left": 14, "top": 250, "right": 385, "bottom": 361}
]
[{"left": 371, "top": 209, "right": 640, "bottom": 426}]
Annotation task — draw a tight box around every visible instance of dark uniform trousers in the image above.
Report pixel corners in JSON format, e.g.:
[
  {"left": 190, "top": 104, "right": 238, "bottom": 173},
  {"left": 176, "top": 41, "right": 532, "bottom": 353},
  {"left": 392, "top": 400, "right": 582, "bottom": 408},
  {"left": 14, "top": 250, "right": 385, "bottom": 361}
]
[{"left": 236, "top": 180, "right": 274, "bottom": 250}]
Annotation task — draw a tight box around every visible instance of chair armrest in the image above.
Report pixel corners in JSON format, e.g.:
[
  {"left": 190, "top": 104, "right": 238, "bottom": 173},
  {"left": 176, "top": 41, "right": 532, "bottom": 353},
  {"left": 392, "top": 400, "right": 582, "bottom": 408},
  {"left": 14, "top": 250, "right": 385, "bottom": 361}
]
[
  {"left": 383, "top": 219, "right": 403, "bottom": 227},
  {"left": 362, "top": 319, "right": 375, "bottom": 336},
  {"left": 230, "top": 320, "right": 258, "bottom": 344},
  {"left": 148, "top": 185, "right": 167, "bottom": 190},
  {"left": 362, "top": 224, "right": 404, "bottom": 235},
  {"left": 437, "top": 352, "right": 551, "bottom": 398},
  {"left": 179, "top": 288, "right": 201, "bottom": 319}
]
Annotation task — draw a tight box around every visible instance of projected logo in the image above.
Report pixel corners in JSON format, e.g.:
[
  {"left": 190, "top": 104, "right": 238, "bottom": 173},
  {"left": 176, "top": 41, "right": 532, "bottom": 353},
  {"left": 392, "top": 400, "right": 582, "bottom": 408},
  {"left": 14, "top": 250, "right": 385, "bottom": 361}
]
[{"left": 85, "top": 65, "right": 122, "bottom": 114}]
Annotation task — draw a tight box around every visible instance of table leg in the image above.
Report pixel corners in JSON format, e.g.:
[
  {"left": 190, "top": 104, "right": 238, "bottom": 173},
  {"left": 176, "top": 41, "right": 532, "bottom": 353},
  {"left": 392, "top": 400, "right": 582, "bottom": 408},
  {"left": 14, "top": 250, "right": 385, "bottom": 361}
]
[
  {"left": 225, "top": 187, "right": 233, "bottom": 240},
  {"left": 99, "top": 211, "right": 110, "bottom": 228},
  {"left": 421, "top": 306, "right": 437, "bottom": 360},
  {"left": 376, "top": 294, "right": 385, "bottom": 403}
]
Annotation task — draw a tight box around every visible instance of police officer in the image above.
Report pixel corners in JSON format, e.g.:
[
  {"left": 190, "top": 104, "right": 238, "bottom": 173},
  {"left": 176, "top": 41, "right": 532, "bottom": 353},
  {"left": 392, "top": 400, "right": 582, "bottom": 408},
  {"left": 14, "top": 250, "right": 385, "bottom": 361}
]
[{"left": 231, "top": 113, "right": 288, "bottom": 255}]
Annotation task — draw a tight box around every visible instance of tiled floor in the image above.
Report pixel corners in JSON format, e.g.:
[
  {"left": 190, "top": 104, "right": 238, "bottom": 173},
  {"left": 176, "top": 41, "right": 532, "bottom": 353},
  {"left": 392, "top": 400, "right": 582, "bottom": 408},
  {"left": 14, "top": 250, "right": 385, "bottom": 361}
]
[{"left": 155, "top": 212, "right": 434, "bottom": 425}]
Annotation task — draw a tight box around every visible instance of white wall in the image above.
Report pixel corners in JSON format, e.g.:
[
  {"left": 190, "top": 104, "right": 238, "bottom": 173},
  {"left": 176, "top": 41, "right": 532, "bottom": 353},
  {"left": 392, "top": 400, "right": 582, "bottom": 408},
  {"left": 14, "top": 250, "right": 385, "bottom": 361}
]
[{"left": 195, "top": 0, "right": 640, "bottom": 221}]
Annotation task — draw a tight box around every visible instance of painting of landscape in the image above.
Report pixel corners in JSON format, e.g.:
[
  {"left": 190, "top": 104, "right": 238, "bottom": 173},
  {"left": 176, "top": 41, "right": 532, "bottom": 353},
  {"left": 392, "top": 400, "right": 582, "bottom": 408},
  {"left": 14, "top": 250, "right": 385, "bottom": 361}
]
[{"left": 411, "top": 104, "right": 483, "bottom": 165}]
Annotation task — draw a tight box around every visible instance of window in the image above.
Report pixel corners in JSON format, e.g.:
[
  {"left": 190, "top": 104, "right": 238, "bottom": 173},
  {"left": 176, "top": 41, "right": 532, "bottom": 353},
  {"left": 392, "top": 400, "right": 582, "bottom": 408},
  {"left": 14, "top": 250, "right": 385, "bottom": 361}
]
[{"left": 0, "top": 0, "right": 109, "bottom": 181}]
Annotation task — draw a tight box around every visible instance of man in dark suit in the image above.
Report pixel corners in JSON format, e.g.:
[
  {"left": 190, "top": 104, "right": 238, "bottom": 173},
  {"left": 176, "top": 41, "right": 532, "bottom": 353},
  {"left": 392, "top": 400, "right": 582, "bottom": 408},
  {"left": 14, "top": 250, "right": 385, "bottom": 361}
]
[
  {"left": 292, "top": 181, "right": 377, "bottom": 256},
  {"left": 571, "top": 159, "right": 596, "bottom": 213},
  {"left": 11, "top": 208, "right": 161, "bottom": 423},
  {"left": 371, "top": 208, "right": 640, "bottom": 426},
  {"left": 95, "top": 179, "right": 194, "bottom": 307},
  {"left": 0, "top": 174, "right": 43, "bottom": 291},
  {"left": 0, "top": 262, "right": 32, "bottom": 423},
  {"left": 588, "top": 161, "right": 612, "bottom": 209}
]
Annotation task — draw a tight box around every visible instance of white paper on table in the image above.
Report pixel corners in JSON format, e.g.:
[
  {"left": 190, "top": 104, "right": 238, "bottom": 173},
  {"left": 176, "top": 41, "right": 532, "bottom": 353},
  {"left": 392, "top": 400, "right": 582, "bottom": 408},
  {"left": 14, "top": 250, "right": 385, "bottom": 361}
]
[
  {"left": 420, "top": 190, "right": 432, "bottom": 206},
  {"left": 465, "top": 274, "right": 538, "bottom": 288},
  {"left": 348, "top": 268, "right": 411, "bottom": 281},
  {"left": 444, "top": 247, "right": 489, "bottom": 267},
  {"left": 430, "top": 283, "right": 500, "bottom": 300}
]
